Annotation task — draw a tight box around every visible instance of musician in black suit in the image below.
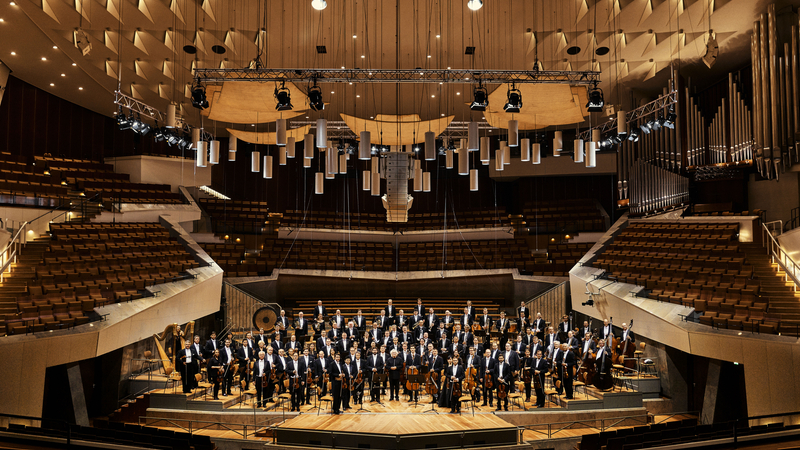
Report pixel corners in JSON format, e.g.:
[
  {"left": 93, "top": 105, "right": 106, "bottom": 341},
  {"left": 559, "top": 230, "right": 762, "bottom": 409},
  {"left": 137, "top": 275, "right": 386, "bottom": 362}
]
[
  {"left": 366, "top": 346, "right": 384, "bottom": 402},
  {"left": 298, "top": 347, "right": 314, "bottom": 405},
  {"left": 435, "top": 322, "right": 449, "bottom": 347},
  {"left": 191, "top": 335, "right": 205, "bottom": 372},
  {"left": 405, "top": 346, "right": 422, "bottom": 402},
  {"left": 502, "top": 343, "right": 520, "bottom": 389},
  {"left": 528, "top": 336, "right": 544, "bottom": 361},
  {"left": 314, "top": 350, "right": 331, "bottom": 397},
  {"left": 448, "top": 340, "right": 463, "bottom": 363},
  {"left": 520, "top": 348, "right": 534, "bottom": 403},
  {"left": 386, "top": 349, "right": 403, "bottom": 401},
  {"left": 557, "top": 315, "right": 571, "bottom": 342},
  {"left": 594, "top": 339, "right": 612, "bottom": 378},
  {"left": 344, "top": 320, "right": 360, "bottom": 341},
  {"left": 532, "top": 313, "right": 546, "bottom": 341},
  {"left": 560, "top": 343, "right": 577, "bottom": 399},
  {"left": 427, "top": 348, "right": 444, "bottom": 404},
  {"left": 288, "top": 352, "right": 304, "bottom": 411},
  {"left": 264, "top": 346, "right": 280, "bottom": 401},
  {"left": 395, "top": 310, "right": 408, "bottom": 330},
  {"left": 338, "top": 335, "right": 353, "bottom": 356},
  {"left": 350, "top": 351, "right": 367, "bottom": 404},
  {"left": 460, "top": 307, "right": 473, "bottom": 328},
  {"left": 426, "top": 308, "right": 439, "bottom": 330},
  {"left": 331, "top": 309, "right": 345, "bottom": 330},
  {"left": 522, "top": 327, "right": 535, "bottom": 348},
  {"left": 495, "top": 311, "right": 510, "bottom": 349},
  {"left": 321, "top": 338, "right": 335, "bottom": 359},
  {"left": 494, "top": 353, "right": 511, "bottom": 411},
  {"left": 236, "top": 339, "right": 255, "bottom": 390},
  {"left": 463, "top": 345, "right": 481, "bottom": 403},
  {"left": 544, "top": 327, "right": 558, "bottom": 354},
  {"left": 480, "top": 348, "right": 496, "bottom": 407},
  {"left": 580, "top": 321, "right": 592, "bottom": 341},
  {"left": 368, "top": 322, "right": 383, "bottom": 345},
  {"left": 327, "top": 322, "right": 342, "bottom": 345},
  {"left": 295, "top": 312, "right": 309, "bottom": 344},
  {"left": 225, "top": 333, "right": 238, "bottom": 351},
  {"left": 532, "top": 349, "right": 548, "bottom": 407},
  {"left": 479, "top": 308, "right": 493, "bottom": 346},
  {"left": 413, "top": 320, "right": 426, "bottom": 342},
  {"left": 512, "top": 334, "right": 527, "bottom": 355},
  {"left": 204, "top": 332, "right": 219, "bottom": 359},
  {"left": 600, "top": 319, "right": 613, "bottom": 341},
  {"left": 580, "top": 332, "right": 597, "bottom": 356},
  {"left": 286, "top": 335, "right": 301, "bottom": 353},
  {"left": 461, "top": 328, "right": 475, "bottom": 349},
  {"left": 313, "top": 300, "right": 327, "bottom": 320},
  {"left": 567, "top": 331, "right": 580, "bottom": 354},
  {"left": 414, "top": 298, "right": 425, "bottom": 316},
  {"left": 620, "top": 322, "right": 635, "bottom": 343},
  {"left": 207, "top": 350, "right": 223, "bottom": 400},
  {"left": 178, "top": 340, "right": 199, "bottom": 393},
  {"left": 220, "top": 339, "right": 236, "bottom": 396},
  {"left": 352, "top": 310, "right": 367, "bottom": 334},
  {"left": 375, "top": 310, "right": 390, "bottom": 331},
  {"left": 442, "top": 355, "right": 465, "bottom": 413},
  {"left": 384, "top": 299, "right": 396, "bottom": 324},
  {"left": 517, "top": 301, "right": 530, "bottom": 332},
  {"left": 253, "top": 350, "right": 271, "bottom": 408},
  {"left": 329, "top": 352, "right": 345, "bottom": 414},
  {"left": 399, "top": 325, "right": 414, "bottom": 346},
  {"left": 465, "top": 300, "right": 477, "bottom": 320}
]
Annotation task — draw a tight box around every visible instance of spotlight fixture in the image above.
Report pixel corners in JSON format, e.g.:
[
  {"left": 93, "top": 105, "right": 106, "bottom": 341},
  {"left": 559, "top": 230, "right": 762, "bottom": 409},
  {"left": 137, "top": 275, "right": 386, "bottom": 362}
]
[
  {"left": 470, "top": 83, "right": 489, "bottom": 111},
  {"left": 651, "top": 117, "right": 662, "bottom": 131},
  {"left": 191, "top": 84, "right": 209, "bottom": 110},
  {"left": 504, "top": 85, "right": 522, "bottom": 113},
  {"left": 627, "top": 127, "right": 640, "bottom": 142},
  {"left": 115, "top": 111, "right": 132, "bottom": 131},
  {"left": 586, "top": 84, "right": 604, "bottom": 112},
  {"left": 467, "top": 0, "right": 483, "bottom": 10},
  {"left": 275, "top": 82, "right": 293, "bottom": 111},
  {"left": 640, "top": 122, "right": 653, "bottom": 134},
  {"left": 664, "top": 110, "right": 677, "bottom": 129},
  {"left": 130, "top": 114, "right": 151, "bottom": 136},
  {"left": 166, "top": 133, "right": 181, "bottom": 146},
  {"left": 311, "top": 0, "right": 327, "bottom": 10},
  {"left": 582, "top": 295, "right": 594, "bottom": 307},
  {"left": 153, "top": 127, "right": 167, "bottom": 142},
  {"left": 308, "top": 84, "right": 324, "bottom": 111}
]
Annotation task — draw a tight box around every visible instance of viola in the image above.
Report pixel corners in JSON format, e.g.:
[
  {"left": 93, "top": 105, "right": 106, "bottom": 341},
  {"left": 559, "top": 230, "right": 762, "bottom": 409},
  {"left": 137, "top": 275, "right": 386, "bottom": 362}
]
[
  {"left": 451, "top": 373, "right": 462, "bottom": 400},
  {"left": 498, "top": 380, "right": 508, "bottom": 399}
]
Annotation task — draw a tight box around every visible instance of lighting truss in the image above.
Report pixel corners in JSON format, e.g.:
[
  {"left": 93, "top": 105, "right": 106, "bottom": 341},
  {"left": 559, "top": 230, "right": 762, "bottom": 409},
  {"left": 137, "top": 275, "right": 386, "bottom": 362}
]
[
  {"left": 287, "top": 120, "right": 497, "bottom": 141},
  {"left": 193, "top": 68, "right": 600, "bottom": 85},
  {"left": 113, "top": 91, "right": 214, "bottom": 141},
  {"left": 578, "top": 90, "right": 678, "bottom": 141}
]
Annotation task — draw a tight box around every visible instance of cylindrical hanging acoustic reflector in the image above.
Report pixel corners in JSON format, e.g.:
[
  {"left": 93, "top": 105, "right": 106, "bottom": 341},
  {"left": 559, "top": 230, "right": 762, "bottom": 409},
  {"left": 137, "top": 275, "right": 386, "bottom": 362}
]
[
  {"left": 316, "top": 118, "right": 327, "bottom": 148},
  {"left": 520, "top": 138, "right": 531, "bottom": 162},
  {"left": 371, "top": 156, "right": 379, "bottom": 174},
  {"left": 574, "top": 139, "right": 584, "bottom": 163},
  {"left": 591, "top": 129, "right": 601, "bottom": 144},
  {"left": 209, "top": 140, "right": 220, "bottom": 164},
  {"left": 276, "top": 119, "right": 287, "bottom": 146},
  {"left": 326, "top": 170, "right": 335, "bottom": 179},
  {"left": 371, "top": 171, "right": 380, "bottom": 196},
  {"left": 191, "top": 128, "right": 201, "bottom": 149},
  {"left": 617, "top": 110, "right": 627, "bottom": 136},
  {"left": 468, "top": 122, "right": 479, "bottom": 150},
  {"left": 585, "top": 141, "right": 597, "bottom": 168},
  {"left": 423, "top": 171, "right": 431, "bottom": 192},
  {"left": 166, "top": 103, "right": 177, "bottom": 128},
  {"left": 196, "top": 141, "right": 207, "bottom": 167},
  {"left": 503, "top": 144, "right": 511, "bottom": 165},
  {"left": 286, "top": 137, "right": 296, "bottom": 158},
  {"left": 460, "top": 138, "right": 468, "bottom": 150},
  {"left": 263, "top": 155, "right": 273, "bottom": 179},
  {"left": 458, "top": 149, "right": 469, "bottom": 175},
  {"left": 413, "top": 167, "right": 423, "bottom": 191},
  {"left": 315, "top": 172, "right": 324, "bottom": 194},
  {"left": 362, "top": 170, "right": 371, "bottom": 190},
  {"left": 446, "top": 150, "right": 454, "bottom": 169},
  {"left": 228, "top": 150, "right": 237, "bottom": 161},
  {"left": 339, "top": 153, "right": 347, "bottom": 174},
  {"left": 480, "top": 136, "right": 490, "bottom": 163},
  {"left": 531, "top": 143, "right": 541, "bottom": 164},
  {"left": 251, "top": 151, "right": 260, "bottom": 172},
  {"left": 495, "top": 149, "right": 504, "bottom": 171},
  {"left": 553, "top": 131, "right": 563, "bottom": 157},
  {"left": 229, "top": 136, "right": 238, "bottom": 152},
  {"left": 304, "top": 134, "right": 314, "bottom": 159},
  {"left": 359, "top": 131, "right": 371, "bottom": 160},
  {"left": 414, "top": 159, "right": 421, "bottom": 171},
  {"left": 469, "top": 169, "right": 478, "bottom": 191},
  {"left": 425, "top": 131, "right": 436, "bottom": 160},
  {"left": 303, "top": 157, "right": 311, "bottom": 168},
  {"left": 327, "top": 146, "right": 338, "bottom": 174},
  {"left": 508, "top": 120, "right": 519, "bottom": 147},
  {"left": 279, "top": 147, "right": 287, "bottom": 165}
]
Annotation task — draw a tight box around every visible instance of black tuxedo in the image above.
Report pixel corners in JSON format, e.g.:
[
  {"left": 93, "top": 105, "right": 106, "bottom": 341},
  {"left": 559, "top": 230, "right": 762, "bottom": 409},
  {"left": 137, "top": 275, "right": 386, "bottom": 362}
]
[
  {"left": 460, "top": 314, "right": 473, "bottom": 327},
  {"left": 503, "top": 350, "right": 520, "bottom": 372},
  {"left": 414, "top": 304, "right": 425, "bottom": 316},
  {"left": 366, "top": 353, "right": 385, "bottom": 402},
  {"left": 620, "top": 329, "right": 636, "bottom": 343},
  {"left": 294, "top": 318, "right": 309, "bottom": 342},
  {"left": 205, "top": 338, "right": 220, "bottom": 357},
  {"left": 252, "top": 357, "right": 272, "bottom": 406},
  {"left": 529, "top": 343, "right": 543, "bottom": 359},
  {"left": 532, "top": 357, "right": 548, "bottom": 406},
  {"left": 466, "top": 306, "right": 477, "bottom": 319},
  {"left": 329, "top": 360, "right": 345, "bottom": 413},
  {"left": 352, "top": 315, "right": 367, "bottom": 333},
  {"left": 314, "top": 305, "right": 327, "bottom": 319},
  {"left": 375, "top": 315, "right": 389, "bottom": 331},
  {"left": 532, "top": 318, "right": 546, "bottom": 339},
  {"left": 384, "top": 305, "right": 396, "bottom": 320},
  {"left": 276, "top": 317, "right": 289, "bottom": 341},
  {"left": 442, "top": 364, "right": 465, "bottom": 412},
  {"left": 220, "top": 346, "right": 236, "bottom": 395},
  {"left": 426, "top": 314, "right": 439, "bottom": 329},
  {"left": 581, "top": 339, "right": 597, "bottom": 356},
  {"left": 286, "top": 339, "right": 301, "bottom": 352},
  {"left": 177, "top": 347, "right": 200, "bottom": 393},
  {"left": 493, "top": 361, "right": 512, "bottom": 409},
  {"left": 331, "top": 315, "right": 345, "bottom": 329},
  {"left": 513, "top": 342, "right": 527, "bottom": 355},
  {"left": 600, "top": 325, "right": 614, "bottom": 340}
]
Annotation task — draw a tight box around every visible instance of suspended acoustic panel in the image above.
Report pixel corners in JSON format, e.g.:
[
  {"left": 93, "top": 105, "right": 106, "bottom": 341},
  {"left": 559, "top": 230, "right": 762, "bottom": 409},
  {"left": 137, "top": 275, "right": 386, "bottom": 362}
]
[
  {"left": 286, "top": 137, "right": 296, "bottom": 158},
  {"left": 480, "top": 136, "right": 490, "bottom": 163},
  {"left": 341, "top": 113, "right": 453, "bottom": 146},
  {"left": 251, "top": 151, "right": 260, "bottom": 172},
  {"left": 276, "top": 119, "right": 287, "bottom": 146},
  {"left": 227, "top": 125, "right": 311, "bottom": 146},
  {"left": 585, "top": 141, "right": 597, "bottom": 168},
  {"left": 359, "top": 131, "right": 371, "bottom": 160},
  {"left": 484, "top": 85, "right": 589, "bottom": 130},
  {"left": 495, "top": 149, "right": 504, "bottom": 171},
  {"left": 202, "top": 82, "right": 307, "bottom": 124},
  {"left": 304, "top": 134, "right": 314, "bottom": 159}
]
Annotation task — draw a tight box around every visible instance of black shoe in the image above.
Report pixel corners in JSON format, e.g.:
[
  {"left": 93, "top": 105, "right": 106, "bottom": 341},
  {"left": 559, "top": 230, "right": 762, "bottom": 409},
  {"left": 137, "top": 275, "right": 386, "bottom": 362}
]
[{"left": 481, "top": 403, "right": 487, "bottom": 406}]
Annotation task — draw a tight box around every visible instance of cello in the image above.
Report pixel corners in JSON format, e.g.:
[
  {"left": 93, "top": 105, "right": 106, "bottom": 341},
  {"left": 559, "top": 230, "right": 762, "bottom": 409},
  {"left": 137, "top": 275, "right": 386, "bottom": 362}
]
[
  {"left": 593, "top": 343, "right": 614, "bottom": 391},
  {"left": 617, "top": 320, "right": 636, "bottom": 370},
  {"left": 406, "top": 365, "right": 420, "bottom": 392}
]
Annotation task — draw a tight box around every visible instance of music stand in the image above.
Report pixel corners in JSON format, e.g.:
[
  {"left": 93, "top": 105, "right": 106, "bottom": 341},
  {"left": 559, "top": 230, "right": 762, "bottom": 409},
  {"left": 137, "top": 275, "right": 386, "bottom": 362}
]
[
  {"left": 423, "top": 373, "right": 440, "bottom": 414},
  {"left": 371, "top": 373, "right": 387, "bottom": 407},
  {"left": 353, "top": 378, "right": 369, "bottom": 413},
  {"left": 406, "top": 374, "right": 426, "bottom": 409}
]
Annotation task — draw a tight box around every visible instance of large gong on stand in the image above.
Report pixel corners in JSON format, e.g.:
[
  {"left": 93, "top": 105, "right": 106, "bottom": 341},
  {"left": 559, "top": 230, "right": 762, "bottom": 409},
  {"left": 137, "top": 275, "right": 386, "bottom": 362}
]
[{"left": 252, "top": 305, "right": 280, "bottom": 333}]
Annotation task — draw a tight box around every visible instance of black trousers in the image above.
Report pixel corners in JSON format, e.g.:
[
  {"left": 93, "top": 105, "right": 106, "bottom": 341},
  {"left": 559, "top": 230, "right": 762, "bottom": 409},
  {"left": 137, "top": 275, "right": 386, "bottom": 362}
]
[
  {"left": 332, "top": 382, "right": 342, "bottom": 413},
  {"left": 290, "top": 382, "right": 302, "bottom": 409},
  {"left": 389, "top": 378, "right": 400, "bottom": 400},
  {"left": 482, "top": 381, "right": 493, "bottom": 405},
  {"left": 181, "top": 364, "right": 197, "bottom": 393},
  {"left": 222, "top": 366, "right": 234, "bottom": 394},
  {"left": 496, "top": 386, "right": 508, "bottom": 409},
  {"left": 255, "top": 380, "right": 267, "bottom": 406},
  {"left": 563, "top": 372, "right": 573, "bottom": 398},
  {"left": 211, "top": 378, "right": 220, "bottom": 399},
  {"left": 535, "top": 385, "right": 545, "bottom": 406},
  {"left": 523, "top": 381, "right": 532, "bottom": 401}
]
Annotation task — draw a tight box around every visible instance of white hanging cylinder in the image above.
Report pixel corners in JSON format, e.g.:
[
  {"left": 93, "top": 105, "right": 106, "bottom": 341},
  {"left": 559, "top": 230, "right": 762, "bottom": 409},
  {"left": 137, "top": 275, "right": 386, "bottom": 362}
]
[
  {"left": 191, "top": 128, "right": 201, "bottom": 149},
  {"left": 362, "top": 170, "right": 371, "bottom": 190},
  {"left": 303, "top": 157, "right": 311, "bottom": 168},
  {"left": 263, "top": 155, "right": 273, "bottom": 178},
  {"left": 228, "top": 136, "right": 237, "bottom": 161},
  {"left": 520, "top": 138, "right": 531, "bottom": 162},
  {"left": 458, "top": 148, "right": 469, "bottom": 175},
  {"left": 339, "top": 153, "right": 347, "bottom": 174},
  {"left": 553, "top": 131, "right": 562, "bottom": 157},
  {"left": 279, "top": 147, "right": 287, "bottom": 165},
  {"left": 423, "top": 171, "right": 431, "bottom": 192},
  {"left": 469, "top": 169, "right": 478, "bottom": 191},
  {"left": 531, "top": 143, "right": 541, "bottom": 164},
  {"left": 468, "top": 122, "right": 479, "bottom": 150},
  {"left": 413, "top": 167, "right": 423, "bottom": 191},
  {"left": 617, "top": 110, "right": 627, "bottom": 136},
  {"left": 371, "top": 156, "right": 379, "bottom": 173},
  {"left": 508, "top": 120, "right": 519, "bottom": 147},
  {"left": 286, "top": 137, "right": 296, "bottom": 158},
  {"left": 591, "top": 129, "right": 601, "bottom": 144},
  {"left": 228, "top": 150, "right": 236, "bottom": 161},
  {"left": 503, "top": 144, "right": 511, "bottom": 165},
  {"left": 209, "top": 140, "right": 220, "bottom": 164},
  {"left": 251, "top": 151, "right": 260, "bottom": 172},
  {"left": 585, "top": 141, "right": 597, "bottom": 168},
  {"left": 196, "top": 141, "right": 207, "bottom": 167},
  {"left": 326, "top": 170, "right": 335, "bottom": 179},
  {"left": 425, "top": 131, "right": 436, "bottom": 160},
  {"left": 166, "top": 103, "right": 177, "bottom": 128},
  {"left": 359, "top": 131, "right": 371, "bottom": 160},
  {"left": 446, "top": 149, "right": 454, "bottom": 168},
  {"left": 315, "top": 172, "right": 324, "bottom": 194},
  {"left": 316, "top": 119, "right": 327, "bottom": 148},
  {"left": 371, "top": 171, "right": 380, "bottom": 196},
  {"left": 495, "top": 149, "right": 504, "bottom": 171},
  {"left": 276, "top": 119, "right": 287, "bottom": 146},
  {"left": 480, "top": 136, "right": 490, "bottom": 163},
  {"left": 574, "top": 139, "right": 584, "bottom": 163},
  {"left": 304, "top": 134, "right": 314, "bottom": 159}
]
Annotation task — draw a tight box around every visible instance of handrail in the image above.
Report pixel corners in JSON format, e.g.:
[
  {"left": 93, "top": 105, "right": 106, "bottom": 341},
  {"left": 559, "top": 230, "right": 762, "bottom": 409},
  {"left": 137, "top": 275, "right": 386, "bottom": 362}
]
[
  {"left": 138, "top": 415, "right": 284, "bottom": 440},
  {"left": 522, "top": 411, "right": 700, "bottom": 440},
  {"left": 0, "top": 221, "right": 28, "bottom": 283},
  {"left": 761, "top": 222, "right": 800, "bottom": 292}
]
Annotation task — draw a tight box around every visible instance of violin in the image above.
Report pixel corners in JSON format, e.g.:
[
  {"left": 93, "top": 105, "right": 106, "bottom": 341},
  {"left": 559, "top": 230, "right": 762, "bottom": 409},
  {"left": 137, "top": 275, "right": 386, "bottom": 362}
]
[
  {"left": 451, "top": 372, "right": 462, "bottom": 400},
  {"left": 464, "top": 364, "right": 477, "bottom": 394},
  {"left": 498, "top": 379, "right": 508, "bottom": 399},
  {"left": 341, "top": 370, "right": 349, "bottom": 391}
]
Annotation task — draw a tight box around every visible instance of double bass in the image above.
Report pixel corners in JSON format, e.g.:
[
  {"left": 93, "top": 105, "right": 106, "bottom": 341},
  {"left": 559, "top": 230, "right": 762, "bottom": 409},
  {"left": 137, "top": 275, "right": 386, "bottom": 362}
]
[
  {"left": 616, "top": 319, "right": 636, "bottom": 370},
  {"left": 576, "top": 340, "right": 597, "bottom": 385},
  {"left": 593, "top": 345, "right": 614, "bottom": 391}
]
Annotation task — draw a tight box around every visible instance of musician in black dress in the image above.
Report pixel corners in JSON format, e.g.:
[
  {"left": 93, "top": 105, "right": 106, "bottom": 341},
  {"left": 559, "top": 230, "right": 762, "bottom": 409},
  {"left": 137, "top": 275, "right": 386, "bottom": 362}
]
[{"left": 207, "top": 349, "right": 222, "bottom": 400}]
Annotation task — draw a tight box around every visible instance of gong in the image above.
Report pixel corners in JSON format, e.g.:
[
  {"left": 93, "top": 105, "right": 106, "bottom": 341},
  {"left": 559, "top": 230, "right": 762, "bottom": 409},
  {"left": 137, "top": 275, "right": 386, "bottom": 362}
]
[{"left": 252, "top": 305, "right": 280, "bottom": 332}]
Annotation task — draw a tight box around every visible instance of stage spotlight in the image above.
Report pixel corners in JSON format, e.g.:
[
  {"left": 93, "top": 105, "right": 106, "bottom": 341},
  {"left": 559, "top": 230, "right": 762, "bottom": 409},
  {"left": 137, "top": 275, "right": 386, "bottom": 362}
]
[
  {"left": 640, "top": 122, "right": 653, "bottom": 134},
  {"left": 504, "top": 86, "right": 522, "bottom": 113},
  {"left": 470, "top": 84, "right": 489, "bottom": 111},
  {"left": 609, "top": 135, "right": 622, "bottom": 145},
  {"left": 628, "top": 127, "right": 640, "bottom": 142},
  {"left": 586, "top": 84, "right": 604, "bottom": 112},
  {"left": 153, "top": 127, "right": 167, "bottom": 142},
  {"left": 178, "top": 137, "right": 192, "bottom": 151},
  {"left": 191, "top": 84, "right": 209, "bottom": 110},
  {"left": 131, "top": 114, "right": 151, "bottom": 136},
  {"left": 275, "top": 82, "right": 293, "bottom": 111},
  {"left": 582, "top": 296, "right": 594, "bottom": 307},
  {"left": 467, "top": 0, "right": 483, "bottom": 10},
  {"left": 116, "top": 112, "right": 132, "bottom": 131},
  {"left": 308, "top": 84, "right": 324, "bottom": 111},
  {"left": 166, "top": 133, "right": 181, "bottom": 146},
  {"left": 311, "top": 0, "right": 327, "bottom": 10},
  {"left": 664, "top": 110, "right": 677, "bottom": 129}
]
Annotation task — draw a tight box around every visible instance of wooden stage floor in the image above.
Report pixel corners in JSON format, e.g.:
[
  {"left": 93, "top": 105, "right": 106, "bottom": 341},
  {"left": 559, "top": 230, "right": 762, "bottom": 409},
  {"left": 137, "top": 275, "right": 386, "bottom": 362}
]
[{"left": 277, "top": 413, "right": 514, "bottom": 435}]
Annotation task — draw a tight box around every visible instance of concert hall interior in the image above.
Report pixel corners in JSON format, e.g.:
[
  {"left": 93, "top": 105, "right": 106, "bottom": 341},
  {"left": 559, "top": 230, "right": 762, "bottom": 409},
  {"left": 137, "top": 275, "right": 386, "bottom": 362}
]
[{"left": 1, "top": 0, "right": 800, "bottom": 449}]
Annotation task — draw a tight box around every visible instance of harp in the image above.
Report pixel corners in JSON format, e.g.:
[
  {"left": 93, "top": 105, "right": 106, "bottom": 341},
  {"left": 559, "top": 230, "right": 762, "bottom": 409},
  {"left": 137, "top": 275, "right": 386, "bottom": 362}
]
[{"left": 153, "top": 321, "right": 195, "bottom": 377}]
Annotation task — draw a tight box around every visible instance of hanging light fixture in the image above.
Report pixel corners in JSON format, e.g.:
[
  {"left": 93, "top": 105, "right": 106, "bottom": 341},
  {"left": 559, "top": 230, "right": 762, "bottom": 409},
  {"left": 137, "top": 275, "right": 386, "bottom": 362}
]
[
  {"left": 553, "top": 131, "right": 563, "bottom": 157},
  {"left": 362, "top": 170, "right": 371, "bottom": 190},
  {"left": 467, "top": 0, "right": 483, "bottom": 11},
  {"left": 196, "top": 140, "right": 208, "bottom": 167},
  {"left": 469, "top": 169, "right": 478, "bottom": 191},
  {"left": 286, "top": 137, "right": 296, "bottom": 158},
  {"left": 274, "top": 82, "right": 292, "bottom": 111},
  {"left": 495, "top": 149, "right": 504, "bottom": 171},
  {"left": 423, "top": 172, "right": 431, "bottom": 192},
  {"left": 413, "top": 161, "right": 423, "bottom": 192},
  {"left": 191, "top": 84, "right": 209, "bottom": 110},
  {"left": 446, "top": 149, "right": 454, "bottom": 169},
  {"left": 468, "top": 122, "right": 479, "bottom": 150},
  {"left": 470, "top": 82, "right": 488, "bottom": 111},
  {"left": 586, "top": 83, "right": 604, "bottom": 112},
  {"left": 166, "top": 103, "right": 177, "bottom": 128},
  {"left": 303, "top": 157, "right": 311, "bottom": 168},
  {"left": 371, "top": 170, "right": 380, "bottom": 196},
  {"left": 264, "top": 155, "right": 273, "bottom": 178},
  {"left": 502, "top": 141, "right": 510, "bottom": 165},
  {"left": 311, "top": 0, "right": 327, "bottom": 10},
  {"left": 531, "top": 142, "right": 541, "bottom": 164},
  {"left": 458, "top": 148, "right": 469, "bottom": 175},
  {"left": 585, "top": 141, "right": 597, "bottom": 168},
  {"left": 591, "top": 128, "right": 601, "bottom": 144},
  {"left": 339, "top": 153, "right": 347, "bottom": 174},
  {"left": 504, "top": 85, "right": 522, "bottom": 113},
  {"left": 425, "top": 131, "right": 436, "bottom": 160},
  {"left": 304, "top": 133, "right": 314, "bottom": 158},
  {"left": 279, "top": 147, "right": 287, "bottom": 165},
  {"left": 574, "top": 139, "right": 584, "bottom": 163},
  {"left": 508, "top": 120, "right": 519, "bottom": 147},
  {"left": 316, "top": 119, "right": 327, "bottom": 148},
  {"left": 480, "top": 137, "right": 490, "bottom": 164},
  {"left": 276, "top": 119, "right": 287, "bottom": 146},
  {"left": 251, "top": 151, "right": 261, "bottom": 172},
  {"left": 617, "top": 110, "right": 627, "bottom": 136},
  {"left": 326, "top": 140, "right": 337, "bottom": 174},
  {"left": 228, "top": 136, "right": 237, "bottom": 161},
  {"left": 520, "top": 138, "right": 531, "bottom": 162},
  {"left": 308, "top": 83, "right": 324, "bottom": 111},
  {"left": 209, "top": 139, "right": 220, "bottom": 164},
  {"left": 315, "top": 172, "right": 324, "bottom": 194},
  {"left": 359, "top": 131, "right": 371, "bottom": 160}
]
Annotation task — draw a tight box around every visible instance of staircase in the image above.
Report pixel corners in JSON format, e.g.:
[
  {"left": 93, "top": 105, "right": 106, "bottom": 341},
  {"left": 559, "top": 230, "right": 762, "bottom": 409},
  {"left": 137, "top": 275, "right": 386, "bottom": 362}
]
[
  {"left": 741, "top": 243, "right": 800, "bottom": 332},
  {"left": 108, "top": 393, "right": 151, "bottom": 423},
  {"left": 0, "top": 237, "right": 51, "bottom": 315}
]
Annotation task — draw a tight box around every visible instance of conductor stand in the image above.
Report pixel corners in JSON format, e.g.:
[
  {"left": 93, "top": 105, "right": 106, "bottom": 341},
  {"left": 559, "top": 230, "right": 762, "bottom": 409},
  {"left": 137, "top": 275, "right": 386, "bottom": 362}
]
[
  {"left": 406, "top": 374, "right": 426, "bottom": 409},
  {"left": 371, "top": 373, "right": 387, "bottom": 408}
]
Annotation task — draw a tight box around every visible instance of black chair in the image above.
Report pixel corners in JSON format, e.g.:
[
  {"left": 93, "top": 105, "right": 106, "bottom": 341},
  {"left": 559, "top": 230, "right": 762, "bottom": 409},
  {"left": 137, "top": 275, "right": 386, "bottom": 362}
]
[
  {"left": 579, "top": 433, "right": 600, "bottom": 450},
  {"left": 606, "top": 436, "right": 626, "bottom": 450}
]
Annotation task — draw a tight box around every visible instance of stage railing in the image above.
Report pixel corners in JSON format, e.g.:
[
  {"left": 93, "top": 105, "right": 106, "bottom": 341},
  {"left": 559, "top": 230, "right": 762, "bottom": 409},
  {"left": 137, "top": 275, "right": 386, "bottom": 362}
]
[
  {"left": 522, "top": 412, "right": 652, "bottom": 439},
  {"left": 762, "top": 221, "right": 799, "bottom": 292},
  {"left": 139, "top": 415, "right": 284, "bottom": 440}
]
